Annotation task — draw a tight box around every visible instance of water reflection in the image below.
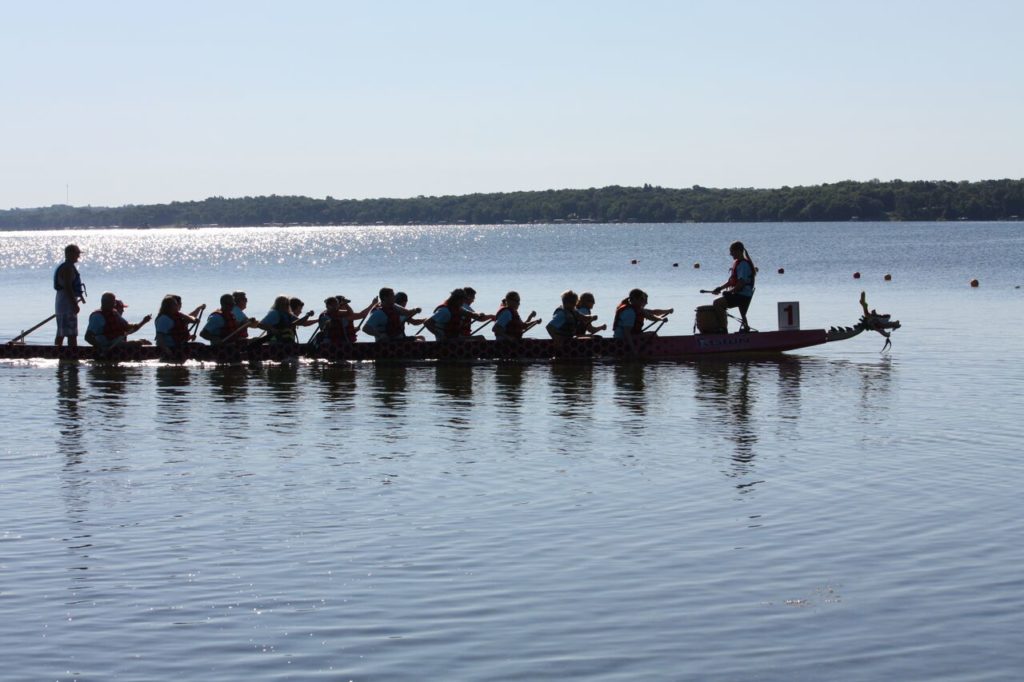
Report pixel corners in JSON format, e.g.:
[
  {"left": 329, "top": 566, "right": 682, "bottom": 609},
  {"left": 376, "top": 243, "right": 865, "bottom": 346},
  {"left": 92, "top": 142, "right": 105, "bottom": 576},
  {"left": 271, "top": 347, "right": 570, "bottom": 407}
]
[
  {"left": 613, "top": 362, "right": 648, "bottom": 418},
  {"left": 55, "top": 363, "right": 85, "bottom": 464},
  {"left": 312, "top": 363, "right": 357, "bottom": 409},
  {"left": 694, "top": 361, "right": 758, "bottom": 481},
  {"left": 155, "top": 365, "right": 192, "bottom": 428},
  {"left": 494, "top": 363, "right": 527, "bottom": 415},
  {"left": 207, "top": 364, "right": 251, "bottom": 403},
  {"left": 370, "top": 364, "right": 409, "bottom": 416},
  {"left": 549, "top": 363, "right": 595, "bottom": 419},
  {"left": 434, "top": 364, "right": 474, "bottom": 431}
]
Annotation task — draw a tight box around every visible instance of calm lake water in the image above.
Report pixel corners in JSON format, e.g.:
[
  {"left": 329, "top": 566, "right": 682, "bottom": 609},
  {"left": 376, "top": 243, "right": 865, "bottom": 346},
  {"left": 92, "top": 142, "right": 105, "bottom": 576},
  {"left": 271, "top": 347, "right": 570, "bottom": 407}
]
[{"left": 2, "top": 222, "right": 1023, "bottom": 681}]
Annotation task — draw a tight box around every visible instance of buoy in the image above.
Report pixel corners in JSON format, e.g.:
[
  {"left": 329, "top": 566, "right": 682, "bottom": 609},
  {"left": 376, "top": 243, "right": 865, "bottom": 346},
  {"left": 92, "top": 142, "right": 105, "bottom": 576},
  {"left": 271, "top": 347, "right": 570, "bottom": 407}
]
[
  {"left": 853, "top": 271, "right": 861, "bottom": 279},
  {"left": 884, "top": 274, "right": 892, "bottom": 281},
  {"left": 777, "top": 267, "right": 785, "bottom": 274},
  {"left": 672, "top": 262, "right": 678, "bottom": 268},
  {"left": 693, "top": 262, "right": 700, "bottom": 269},
  {"left": 631, "top": 259, "right": 638, "bottom": 265},
  {"left": 970, "top": 279, "right": 979, "bottom": 288}
]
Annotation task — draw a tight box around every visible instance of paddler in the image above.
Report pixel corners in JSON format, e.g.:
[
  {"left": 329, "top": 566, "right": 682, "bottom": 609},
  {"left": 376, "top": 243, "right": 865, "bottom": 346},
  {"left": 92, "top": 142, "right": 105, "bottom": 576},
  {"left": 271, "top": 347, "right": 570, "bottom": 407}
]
[
  {"left": 154, "top": 294, "right": 205, "bottom": 356},
  {"left": 316, "top": 294, "right": 377, "bottom": 351},
  {"left": 231, "top": 290, "right": 251, "bottom": 338},
  {"left": 425, "top": 288, "right": 469, "bottom": 341},
  {"left": 613, "top": 288, "right": 673, "bottom": 352},
  {"left": 54, "top": 244, "right": 85, "bottom": 348},
  {"left": 575, "top": 292, "right": 607, "bottom": 336},
  {"left": 84, "top": 292, "right": 152, "bottom": 351},
  {"left": 362, "top": 287, "right": 422, "bottom": 342},
  {"left": 256, "top": 295, "right": 312, "bottom": 344},
  {"left": 546, "top": 290, "right": 595, "bottom": 340},
  {"left": 200, "top": 293, "right": 255, "bottom": 345},
  {"left": 493, "top": 291, "right": 542, "bottom": 341},
  {"left": 395, "top": 292, "right": 427, "bottom": 339},
  {"left": 459, "top": 286, "right": 495, "bottom": 336},
  {"left": 711, "top": 240, "right": 755, "bottom": 333}
]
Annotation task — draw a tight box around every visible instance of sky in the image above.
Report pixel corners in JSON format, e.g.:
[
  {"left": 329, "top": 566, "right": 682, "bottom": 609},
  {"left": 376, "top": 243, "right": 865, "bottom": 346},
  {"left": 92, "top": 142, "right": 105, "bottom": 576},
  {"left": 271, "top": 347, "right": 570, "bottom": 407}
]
[{"left": 2, "top": 0, "right": 1022, "bottom": 209}]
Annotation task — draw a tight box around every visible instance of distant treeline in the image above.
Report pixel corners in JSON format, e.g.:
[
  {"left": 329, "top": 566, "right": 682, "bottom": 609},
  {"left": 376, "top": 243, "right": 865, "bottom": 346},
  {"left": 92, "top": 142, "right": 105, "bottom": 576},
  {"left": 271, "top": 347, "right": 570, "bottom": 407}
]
[{"left": 3, "top": 179, "right": 1023, "bottom": 229}]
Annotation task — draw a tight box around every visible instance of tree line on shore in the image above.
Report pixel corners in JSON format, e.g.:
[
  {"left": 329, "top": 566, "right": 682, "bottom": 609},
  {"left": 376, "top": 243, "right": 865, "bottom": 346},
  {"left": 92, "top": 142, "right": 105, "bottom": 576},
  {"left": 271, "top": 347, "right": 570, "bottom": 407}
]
[{"left": 2, "top": 179, "right": 1023, "bottom": 229}]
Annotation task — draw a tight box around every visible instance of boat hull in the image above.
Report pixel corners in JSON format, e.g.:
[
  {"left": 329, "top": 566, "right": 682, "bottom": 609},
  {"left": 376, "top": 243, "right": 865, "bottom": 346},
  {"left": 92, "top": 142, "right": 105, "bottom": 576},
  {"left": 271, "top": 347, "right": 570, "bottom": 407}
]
[{"left": 2, "top": 329, "right": 829, "bottom": 363}]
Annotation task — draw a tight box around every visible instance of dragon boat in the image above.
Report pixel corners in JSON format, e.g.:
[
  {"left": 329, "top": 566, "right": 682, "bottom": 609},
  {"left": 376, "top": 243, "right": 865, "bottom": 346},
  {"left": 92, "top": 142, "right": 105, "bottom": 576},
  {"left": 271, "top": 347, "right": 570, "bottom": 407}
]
[{"left": 3, "top": 295, "right": 900, "bottom": 364}]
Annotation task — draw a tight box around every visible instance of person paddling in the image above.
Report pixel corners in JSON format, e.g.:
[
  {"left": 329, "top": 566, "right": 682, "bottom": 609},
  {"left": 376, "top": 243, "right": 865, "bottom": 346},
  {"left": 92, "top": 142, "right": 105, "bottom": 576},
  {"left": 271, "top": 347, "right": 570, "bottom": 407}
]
[
  {"left": 493, "top": 291, "right": 541, "bottom": 341},
  {"left": 201, "top": 293, "right": 255, "bottom": 345},
  {"left": 546, "top": 290, "right": 594, "bottom": 340},
  {"left": 54, "top": 244, "right": 85, "bottom": 348},
  {"left": 155, "top": 294, "right": 205, "bottom": 356},
  {"left": 315, "top": 294, "right": 377, "bottom": 351},
  {"left": 426, "top": 289, "right": 470, "bottom": 341},
  {"left": 613, "top": 288, "right": 673, "bottom": 353},
  {"left": 395, "top": 292, "right": 427, "bottom": 339},
  {"left": 362, "top": 287, "right": 423, "bottom": 342},
  {"left": 711, "top": 240, "right": 756, "bottom": 333},
  {"left": 575, "top": 292, "right": 607, "bottom": 336},
  {"left": 458, "top": 286, "right": 495, "bottom": 336},
  {"left": 84, "top": 292, "right": 151, "bottom": 352},
  {"left": 256, "top": 295, "right": 312, "bottom": 344}
]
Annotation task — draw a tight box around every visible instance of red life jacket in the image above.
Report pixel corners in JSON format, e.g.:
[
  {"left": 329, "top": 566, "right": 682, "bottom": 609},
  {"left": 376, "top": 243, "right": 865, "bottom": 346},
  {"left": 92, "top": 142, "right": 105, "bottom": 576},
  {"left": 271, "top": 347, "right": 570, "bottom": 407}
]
[
  {"left": 381, "top": 304, "right": 405, "bottom": 338},
  {"left": 727, "top": 258, "right": 756, "bottom": 290},
  {"left": 210, "top": 309, "right": 238, "bottom": 338},
  {"left": 98, "top": 308, "right": 128, "bottom": 339},
  {"left": 494, "top": 306, "right": 524, "bottom": 338},
  {"left": 434, "top": 301, "right": 464, "bottom": 338},
  {"left": 613, "top": 301, "right": 644, "bottom": 335},
  {"left": 323, "top": 310, "right": 355, "bottom": 345},
  {"left": 169, "top": 312, "right": 191, "bottom": 345}
]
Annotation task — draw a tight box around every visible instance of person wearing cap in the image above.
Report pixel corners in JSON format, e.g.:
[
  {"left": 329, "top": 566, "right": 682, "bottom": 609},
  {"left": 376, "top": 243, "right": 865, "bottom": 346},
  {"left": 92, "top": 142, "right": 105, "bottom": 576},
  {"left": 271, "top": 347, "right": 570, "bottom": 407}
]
[
  {"left": 84, "top": 292, "right": 152, "bottom": 351},
  {"left": 54, "top": 244, "right": 86, "bottom": 347},
  {"left": 315, "top": 294, "right": 377, "bottom": 350},
  {"left": 362, "top": 287, "right": 423, "bottom": 341}
]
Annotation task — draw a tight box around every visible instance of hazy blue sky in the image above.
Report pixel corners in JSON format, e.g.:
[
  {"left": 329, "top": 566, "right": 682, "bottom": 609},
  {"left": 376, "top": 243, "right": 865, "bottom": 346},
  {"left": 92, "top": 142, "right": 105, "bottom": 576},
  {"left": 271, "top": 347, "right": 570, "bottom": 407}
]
[{"left": 2, "top": 0, "right": 1022, "bottom": 208}]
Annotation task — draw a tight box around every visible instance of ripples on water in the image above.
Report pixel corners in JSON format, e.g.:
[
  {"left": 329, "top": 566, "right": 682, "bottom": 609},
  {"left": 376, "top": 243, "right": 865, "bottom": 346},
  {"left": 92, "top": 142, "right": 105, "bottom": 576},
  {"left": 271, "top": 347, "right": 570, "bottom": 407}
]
[{"left": 2, "top": 222, "right": 1024, "bottom": 680}]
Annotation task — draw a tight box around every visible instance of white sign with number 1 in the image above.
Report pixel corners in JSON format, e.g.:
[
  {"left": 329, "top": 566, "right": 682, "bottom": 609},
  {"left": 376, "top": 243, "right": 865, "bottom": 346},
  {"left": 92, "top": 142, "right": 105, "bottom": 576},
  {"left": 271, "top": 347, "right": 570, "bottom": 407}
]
[{"left": 777, "top": 301, "right": 800, "bottom": 330}]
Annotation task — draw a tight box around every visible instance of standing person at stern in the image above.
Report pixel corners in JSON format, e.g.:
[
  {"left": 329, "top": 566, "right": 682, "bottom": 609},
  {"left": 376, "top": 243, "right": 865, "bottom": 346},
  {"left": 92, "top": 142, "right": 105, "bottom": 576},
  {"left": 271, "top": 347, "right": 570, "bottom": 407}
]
[{"left": 54, "top": 244, "right": 85, "bottom": 347}]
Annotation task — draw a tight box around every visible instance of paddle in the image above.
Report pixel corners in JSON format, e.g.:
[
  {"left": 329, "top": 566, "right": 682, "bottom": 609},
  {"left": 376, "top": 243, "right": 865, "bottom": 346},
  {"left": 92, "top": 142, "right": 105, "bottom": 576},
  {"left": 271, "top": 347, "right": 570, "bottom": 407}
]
[
  {"left": 220, "top": 317, "right": 257, "bottom": 344},
  {"left": 470, "top": 318, "right": 494, "bottom": 336},
  {"left": 354, "top": 299, "right": 377, "bottom": 333},
  {"left": 188, "top": 304, "right": 207, "bottom": 341},
  {"left": 643, "top": 316, "right": 669, "bottom": 333},
  {"left": 7, "top": 314, "right": 56, "bottom": 345}
]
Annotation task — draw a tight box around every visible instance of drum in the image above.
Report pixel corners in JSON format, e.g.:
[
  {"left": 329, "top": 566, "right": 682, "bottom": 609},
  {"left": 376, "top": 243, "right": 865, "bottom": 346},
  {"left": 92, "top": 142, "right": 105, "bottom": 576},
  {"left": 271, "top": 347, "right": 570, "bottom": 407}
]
[{"left": 694, "top": 305, "right": 722, "bottom": 334}]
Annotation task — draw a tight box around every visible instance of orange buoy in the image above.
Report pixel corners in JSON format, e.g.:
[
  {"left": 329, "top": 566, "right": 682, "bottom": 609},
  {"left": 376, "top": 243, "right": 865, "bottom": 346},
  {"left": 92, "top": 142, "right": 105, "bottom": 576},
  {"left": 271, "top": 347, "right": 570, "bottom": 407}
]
[
  {"left": 777, "top": 267, "right": 785, "bottom": 274},
  {"left": 970, "top": 279, "right": 979, "bottom": 288},
  {"left": 853, "top": 271, "right": 861, "bottom": 279},
  {"left": 884, "top": 274, "right": 892, "bottom": 281}
]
